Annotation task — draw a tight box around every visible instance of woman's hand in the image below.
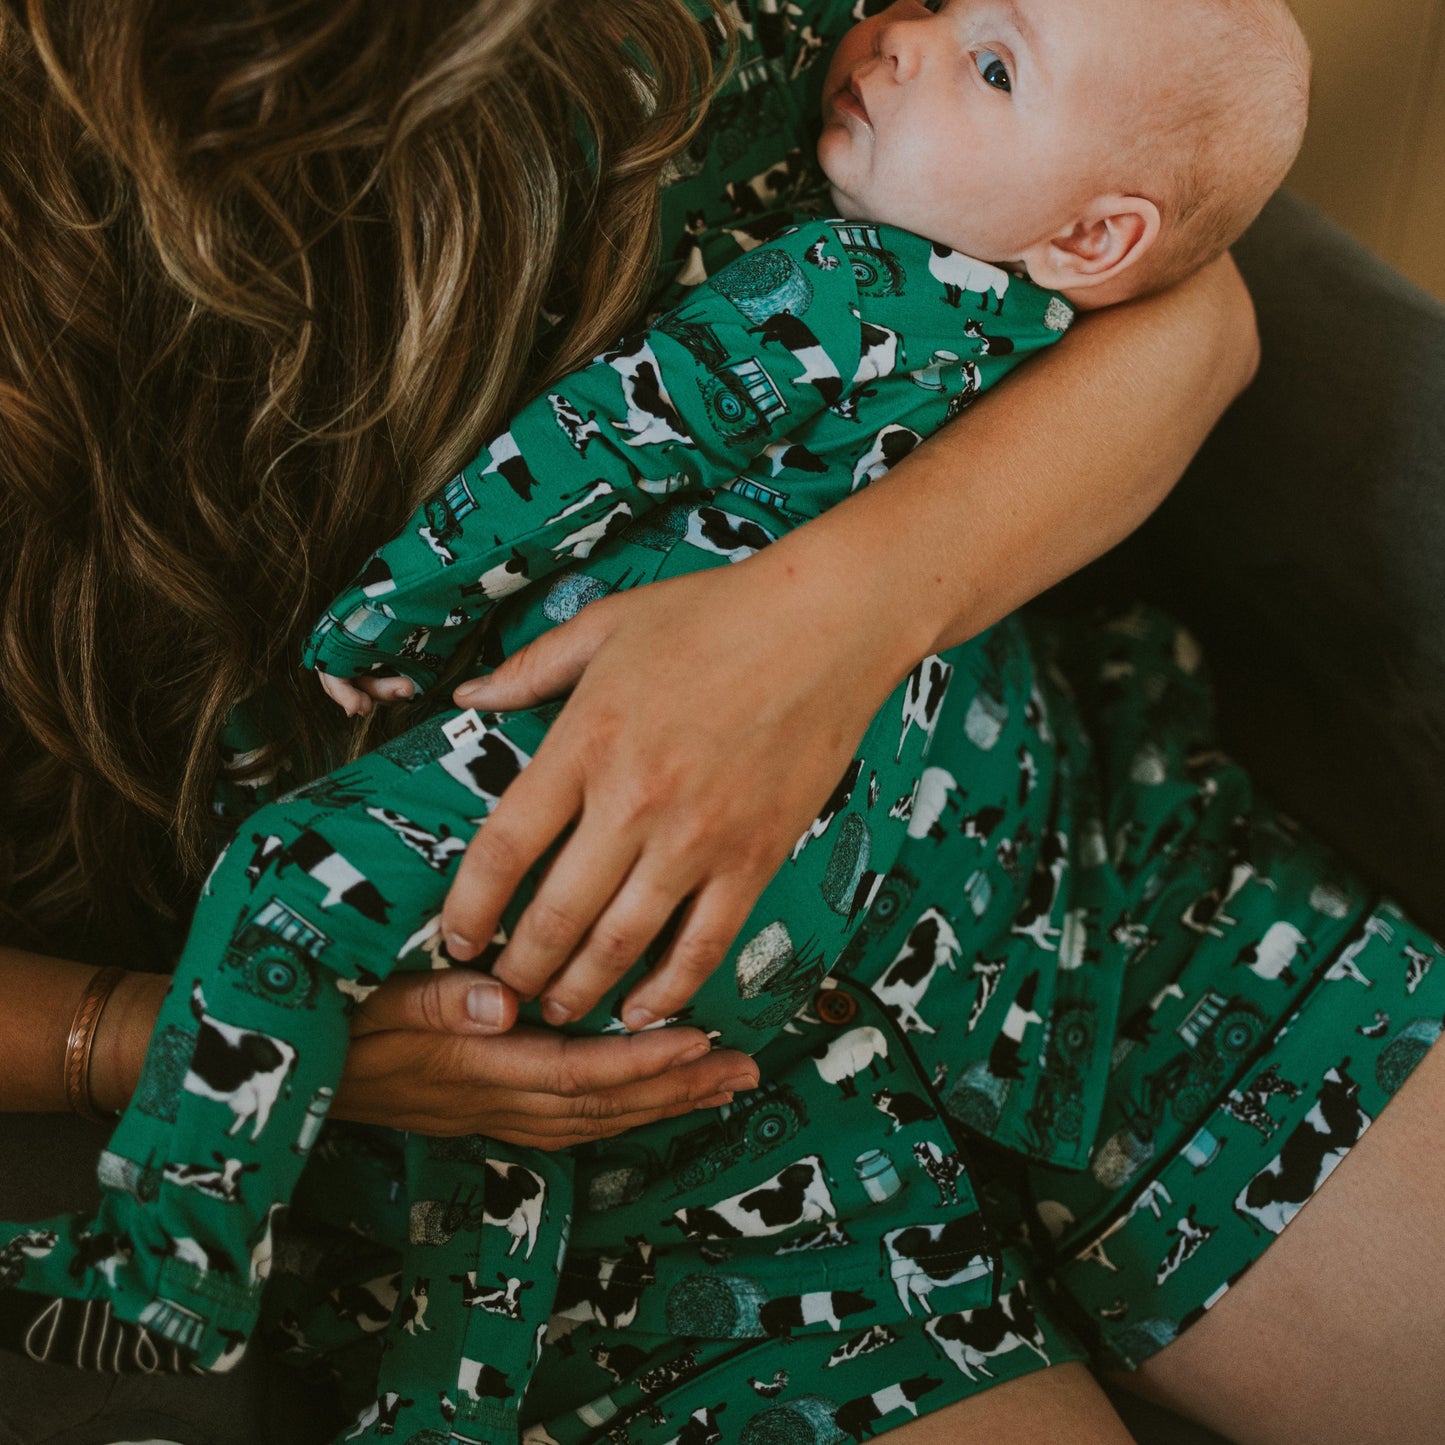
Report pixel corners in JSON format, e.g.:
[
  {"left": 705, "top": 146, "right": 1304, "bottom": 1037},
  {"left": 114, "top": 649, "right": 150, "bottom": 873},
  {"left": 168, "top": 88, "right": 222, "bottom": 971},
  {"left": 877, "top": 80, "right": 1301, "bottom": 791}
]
[
  {"left": 332, "top": 967, "right": 759, "bottom": 1145},
  {"left": 439, "top": 549, "right": 920, "bottom": 1032},
  {"left": 438, "top": 253, "right": 1259, "bottom": 1027},
  {"left": 53, "top": 960, "right": 758, "bottom": 1146}
]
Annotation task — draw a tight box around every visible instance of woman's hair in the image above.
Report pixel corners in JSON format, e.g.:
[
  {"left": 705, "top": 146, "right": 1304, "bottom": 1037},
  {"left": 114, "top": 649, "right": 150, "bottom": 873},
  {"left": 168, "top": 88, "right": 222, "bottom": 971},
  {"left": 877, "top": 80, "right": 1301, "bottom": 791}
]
[{"left": 0, "top": 0, "right": 727, "bottom": 958}]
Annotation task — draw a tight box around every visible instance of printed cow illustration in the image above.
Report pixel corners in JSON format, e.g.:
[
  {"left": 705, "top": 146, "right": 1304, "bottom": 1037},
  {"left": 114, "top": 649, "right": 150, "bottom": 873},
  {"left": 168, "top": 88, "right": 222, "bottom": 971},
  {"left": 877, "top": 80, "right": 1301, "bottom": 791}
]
[
  {"left": 183, "top": 984, "right": 299, "bottom": 1141},
  {"left": 664, "top": 1155, "right": 837, "bottom": 1240},
  {"left": 882, "top": 1216, "right": 993, "bottom": 1315},
  {"left": 923, "top": 1281, "right": 1050, "bottom": 1379},
  {"left": 1234, "top": 1061, "right": 1371, "bottom": 1234}
]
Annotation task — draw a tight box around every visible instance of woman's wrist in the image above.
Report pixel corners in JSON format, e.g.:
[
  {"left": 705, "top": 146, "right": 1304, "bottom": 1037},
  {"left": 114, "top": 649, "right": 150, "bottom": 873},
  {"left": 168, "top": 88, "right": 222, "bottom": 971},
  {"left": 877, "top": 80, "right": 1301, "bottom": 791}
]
[
  {"left": 745, "top": 515, "right": 939, "bottom": 706},
  {"left": 88, "top": 970, "right": 169, "bottom": 1116}
]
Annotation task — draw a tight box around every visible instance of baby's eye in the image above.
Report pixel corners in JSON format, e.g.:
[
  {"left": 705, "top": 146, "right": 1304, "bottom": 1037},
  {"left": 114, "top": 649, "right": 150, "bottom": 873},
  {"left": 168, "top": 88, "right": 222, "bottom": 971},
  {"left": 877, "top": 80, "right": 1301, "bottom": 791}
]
[{"left": 975, "top": 48, "right": 1012, "bottom": 92}]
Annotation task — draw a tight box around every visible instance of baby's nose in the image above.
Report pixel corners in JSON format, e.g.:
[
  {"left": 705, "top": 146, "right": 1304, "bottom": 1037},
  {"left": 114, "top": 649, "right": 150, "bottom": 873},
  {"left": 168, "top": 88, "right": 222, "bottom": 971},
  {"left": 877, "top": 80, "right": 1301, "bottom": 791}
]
[{"left": 875, "top": 17, "right": 928, "bottom": 82}]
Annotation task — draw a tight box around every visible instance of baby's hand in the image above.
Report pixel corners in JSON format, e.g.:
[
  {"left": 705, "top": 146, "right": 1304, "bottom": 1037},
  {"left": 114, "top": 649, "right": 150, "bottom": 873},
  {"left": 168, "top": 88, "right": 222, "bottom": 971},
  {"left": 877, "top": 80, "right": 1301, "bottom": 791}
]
[{"left": 317, "top": 669, "right": 416, "bottom": 718}]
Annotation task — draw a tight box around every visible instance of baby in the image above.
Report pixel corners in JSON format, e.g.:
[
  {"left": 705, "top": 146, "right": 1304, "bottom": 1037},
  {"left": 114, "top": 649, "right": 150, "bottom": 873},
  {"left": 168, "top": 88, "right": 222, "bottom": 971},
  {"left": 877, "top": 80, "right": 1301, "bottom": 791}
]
[
  {"left": 0, "top": 3, "right": 1310, "bottom": 1442},
  {"left": 318, "top": 0, "right": 1312, "bottom": 701}
]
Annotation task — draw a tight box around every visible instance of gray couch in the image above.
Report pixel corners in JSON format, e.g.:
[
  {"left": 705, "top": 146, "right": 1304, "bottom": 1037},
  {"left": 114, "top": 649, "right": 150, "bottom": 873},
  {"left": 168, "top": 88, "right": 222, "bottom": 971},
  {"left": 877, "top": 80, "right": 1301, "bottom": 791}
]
[
  {"left": 3, "top": 192, "right": 1441, "bottom": 1444},
  {"left": 1117, "top": 189, "right": 1445, "bottom": 942}
]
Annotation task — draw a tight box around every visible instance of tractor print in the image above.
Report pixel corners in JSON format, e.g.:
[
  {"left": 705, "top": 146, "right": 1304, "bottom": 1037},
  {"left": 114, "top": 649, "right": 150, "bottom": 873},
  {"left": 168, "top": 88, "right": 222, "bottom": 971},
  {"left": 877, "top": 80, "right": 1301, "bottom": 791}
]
[
  {"left": 221, "top": 898, "right": 328, "bottom": 1009},
  {"left": 832, "top": 222, "right": 907, "bottom": 298},
  {"left": 1092, "top": 990, "right": 1269, "bottom": 1189}
]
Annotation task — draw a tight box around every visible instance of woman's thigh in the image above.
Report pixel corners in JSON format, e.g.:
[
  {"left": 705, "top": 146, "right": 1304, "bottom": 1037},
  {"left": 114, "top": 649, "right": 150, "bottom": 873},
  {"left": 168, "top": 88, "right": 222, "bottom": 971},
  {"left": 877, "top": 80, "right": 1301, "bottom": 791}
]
[
  {"left": 1112, "top": 1032, "right": 1445, "bottom": 1445},
  {"left": 879, "top": 1364, "right": 1135, "bottom": 1445}
]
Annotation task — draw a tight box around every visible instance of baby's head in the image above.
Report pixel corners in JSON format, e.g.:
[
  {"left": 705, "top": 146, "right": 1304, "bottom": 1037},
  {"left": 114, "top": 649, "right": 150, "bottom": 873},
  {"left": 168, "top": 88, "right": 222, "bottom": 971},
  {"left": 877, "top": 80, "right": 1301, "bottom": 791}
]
[{"left": 818, "top": 0, "right": 1311, "bottom": 307}]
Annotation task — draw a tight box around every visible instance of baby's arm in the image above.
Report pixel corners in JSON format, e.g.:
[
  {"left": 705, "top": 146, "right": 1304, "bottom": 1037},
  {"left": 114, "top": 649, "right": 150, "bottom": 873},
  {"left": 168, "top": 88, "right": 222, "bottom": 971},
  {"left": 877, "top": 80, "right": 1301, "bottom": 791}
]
[{"left": 304, "top": 220, "right": 869, "bottom": 702}]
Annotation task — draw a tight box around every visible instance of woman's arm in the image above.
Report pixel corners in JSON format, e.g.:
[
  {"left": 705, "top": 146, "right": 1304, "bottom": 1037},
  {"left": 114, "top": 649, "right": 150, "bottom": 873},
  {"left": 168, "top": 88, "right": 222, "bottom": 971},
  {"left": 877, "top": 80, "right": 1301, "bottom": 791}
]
[
  {"left": 0, "top": 947, "right": 169, "bottom": 1114},
  {"left": 439, "top": 253, "right": 1261, "bottom": 1023},
  {"left": 789, "top": 254, "right": 1261, "bottom": 657},
  {"left": 0, "top": 946, "right": 754, "bottom": 1142}
]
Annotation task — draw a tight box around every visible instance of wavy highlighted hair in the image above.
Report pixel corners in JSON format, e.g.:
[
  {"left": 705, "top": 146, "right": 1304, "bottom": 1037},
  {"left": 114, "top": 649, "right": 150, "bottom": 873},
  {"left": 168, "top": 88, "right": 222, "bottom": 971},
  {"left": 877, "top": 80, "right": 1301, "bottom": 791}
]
[{"left": 0, "top": 0, "right": 729, "bottom": 958}]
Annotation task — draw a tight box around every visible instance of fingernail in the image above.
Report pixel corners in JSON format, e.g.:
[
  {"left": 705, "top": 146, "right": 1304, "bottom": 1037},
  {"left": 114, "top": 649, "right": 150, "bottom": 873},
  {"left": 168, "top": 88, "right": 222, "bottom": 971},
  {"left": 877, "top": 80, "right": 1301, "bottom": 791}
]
[
  {"left": 696, "top": 1092, "right": 734, "bottom": 1109},
  {"left": 542, "top": 998, "right": 572, "bottom": 1025},
  {"left": 467, "top": 983, "right": 504, "bottom": 1028},
  {"left": 446, "top": 932, "right": 477, "bottom": 961},
  {"left": 673, "top": 1040, "right": 711, "bottom": 1064},
  {"left": 623, "top": 1006, "right": 657, "bottom": 1031},
  {"left": 719, "top": 1073, "right": 759, "bottom": 1094}
]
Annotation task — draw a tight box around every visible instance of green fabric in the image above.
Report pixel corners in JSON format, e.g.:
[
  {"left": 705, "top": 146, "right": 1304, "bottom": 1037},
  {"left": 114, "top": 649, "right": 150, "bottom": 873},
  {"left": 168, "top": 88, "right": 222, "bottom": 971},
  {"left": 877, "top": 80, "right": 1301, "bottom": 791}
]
[
  {"left": 0, "top": 213, "right": 1074, "bottom": 1438},
  {"left": 304, "top": 218, "right": 1070, "bottom": 693}
]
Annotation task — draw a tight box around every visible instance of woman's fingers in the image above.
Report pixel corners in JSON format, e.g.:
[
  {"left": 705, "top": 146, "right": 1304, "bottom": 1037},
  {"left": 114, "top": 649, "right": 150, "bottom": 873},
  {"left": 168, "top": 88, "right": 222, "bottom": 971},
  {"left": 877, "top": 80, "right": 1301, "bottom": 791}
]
[
  {"left": 454, "top": 602, "right": 608, "bottom": 713},
  {"left": 535, "top": 867, "right": 685, "bottom": 1024},
  {"left": 476, "top": 1052, "right": 755, "bottom": 1125},
  {"left": 619, "top": 877, "right": 762, "bottom": 1029},
  {"left": 441, "top": 746, "right": 585, "bottom": 965},
  {"left": 334, "top": 1012, "right": 760, "bottom": 1140},
  {"left": 441, "top": 1022, "right": 728, "bottom": 1094},
  {"left": 537, "top": 857, "right": 749, "bottom": 1028},
  {"left": 444, "top": 607, "right": 623, "bottom": 979},
  {"left": 481, "top": 1093, "right": 737, "bottom": 1151},
  {"left": 462, "top": 1041, "right": 758, "bottom": 1149},
  {"left": 486, "top": 814, "right": 643, "bottom": 1008},
  {"left": 351, "top": 967, "right": 519, "bottom": 1038}
]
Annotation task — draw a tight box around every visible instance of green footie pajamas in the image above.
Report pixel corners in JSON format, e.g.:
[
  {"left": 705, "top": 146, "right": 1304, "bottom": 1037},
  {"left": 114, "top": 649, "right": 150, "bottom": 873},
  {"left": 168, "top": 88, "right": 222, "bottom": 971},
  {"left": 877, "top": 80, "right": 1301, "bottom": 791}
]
[{"left": 5, "top": 16, "right": 1445, "bottom": 1443}]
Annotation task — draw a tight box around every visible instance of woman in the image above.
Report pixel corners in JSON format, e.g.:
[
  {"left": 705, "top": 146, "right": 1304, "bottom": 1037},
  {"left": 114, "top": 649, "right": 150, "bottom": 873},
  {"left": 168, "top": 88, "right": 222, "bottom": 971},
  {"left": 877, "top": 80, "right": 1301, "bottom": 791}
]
[{"left": 2, "top": 2, "right": 1440, "bottom": 1443}]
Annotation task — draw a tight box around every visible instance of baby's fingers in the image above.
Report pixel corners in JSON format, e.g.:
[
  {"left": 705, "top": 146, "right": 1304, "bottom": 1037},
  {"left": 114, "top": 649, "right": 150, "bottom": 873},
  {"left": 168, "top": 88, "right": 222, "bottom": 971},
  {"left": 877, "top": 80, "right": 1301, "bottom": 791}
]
[
  {"left": 317, "top": 670, "right": 415, "bottom": 716},
  {"left": 354, "top": 674, "right": 415, "bottom": 702},
  {"left": 317, "top": 671, "right": 373, "bottom": 717}
]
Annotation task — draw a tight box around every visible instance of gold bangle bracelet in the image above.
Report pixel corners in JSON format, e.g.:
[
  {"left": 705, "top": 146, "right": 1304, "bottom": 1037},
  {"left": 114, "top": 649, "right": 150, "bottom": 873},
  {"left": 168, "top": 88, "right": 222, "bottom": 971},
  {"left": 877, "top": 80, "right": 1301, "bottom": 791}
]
[{"left": 63, "top": 965, "right": 125, "bottom": 1124}]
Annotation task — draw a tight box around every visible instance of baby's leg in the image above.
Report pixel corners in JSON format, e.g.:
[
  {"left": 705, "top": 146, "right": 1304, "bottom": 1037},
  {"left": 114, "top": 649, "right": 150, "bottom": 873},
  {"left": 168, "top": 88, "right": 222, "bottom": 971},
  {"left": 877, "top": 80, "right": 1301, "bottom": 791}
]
[
  {"left": 0, "top": 718, "right": 575, "bottom": 1384},
  {"left": 338, "top": 1133, "right": 568, "bottom": 1445},
  {"left": 0, "top": 497, "right": 979, "bottom": 1401}
]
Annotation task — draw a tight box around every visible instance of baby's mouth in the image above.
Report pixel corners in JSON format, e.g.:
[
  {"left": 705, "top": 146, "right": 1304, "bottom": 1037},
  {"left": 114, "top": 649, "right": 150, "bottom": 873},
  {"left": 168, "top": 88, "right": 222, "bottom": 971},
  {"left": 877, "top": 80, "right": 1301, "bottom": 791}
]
[{"left": 836, "top": 75, "right": 871, "bottom": 126}]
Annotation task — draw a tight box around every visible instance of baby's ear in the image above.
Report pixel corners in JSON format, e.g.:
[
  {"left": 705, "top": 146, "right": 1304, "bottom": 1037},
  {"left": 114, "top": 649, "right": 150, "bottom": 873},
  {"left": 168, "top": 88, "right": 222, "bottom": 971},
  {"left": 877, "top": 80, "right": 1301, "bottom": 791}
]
[{"left": 1021, "top": 195, "right": 1161, "bottom": 301}]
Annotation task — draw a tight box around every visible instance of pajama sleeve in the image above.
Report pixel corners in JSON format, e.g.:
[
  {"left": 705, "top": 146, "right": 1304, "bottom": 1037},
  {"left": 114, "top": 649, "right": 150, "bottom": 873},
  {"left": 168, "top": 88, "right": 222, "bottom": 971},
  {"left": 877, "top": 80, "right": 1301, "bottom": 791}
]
[{"left": 302, "top": 219, "right": 866, "bottom": 694}]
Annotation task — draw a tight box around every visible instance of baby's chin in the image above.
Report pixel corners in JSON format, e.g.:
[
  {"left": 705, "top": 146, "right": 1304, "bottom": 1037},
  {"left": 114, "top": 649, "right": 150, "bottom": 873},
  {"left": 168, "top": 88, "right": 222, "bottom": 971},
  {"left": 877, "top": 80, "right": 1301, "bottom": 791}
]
[
  {"left": 825, "top": 180, "right": 891, "bottom": 227},
  {"left": 822, "top": 185, "right": 1008, "bottom": 264}
]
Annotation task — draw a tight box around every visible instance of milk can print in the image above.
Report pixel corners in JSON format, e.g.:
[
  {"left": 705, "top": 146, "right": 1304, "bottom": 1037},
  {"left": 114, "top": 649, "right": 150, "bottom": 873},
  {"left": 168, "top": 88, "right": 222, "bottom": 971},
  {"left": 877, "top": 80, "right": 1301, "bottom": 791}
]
[
  {"left": 292, "top": 1085, "right": 334, "bottom": 1156},
  {"left": 855, "top": 1148, "right": 902, "bottom": 1202}
]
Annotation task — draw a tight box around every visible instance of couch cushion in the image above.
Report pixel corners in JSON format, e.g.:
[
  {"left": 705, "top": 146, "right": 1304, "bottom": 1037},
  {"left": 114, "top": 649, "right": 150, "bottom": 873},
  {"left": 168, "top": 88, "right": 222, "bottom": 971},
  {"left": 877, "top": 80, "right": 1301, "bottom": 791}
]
[{"left": 1111, "top": 191, "right": 1445, "bottom": 936}]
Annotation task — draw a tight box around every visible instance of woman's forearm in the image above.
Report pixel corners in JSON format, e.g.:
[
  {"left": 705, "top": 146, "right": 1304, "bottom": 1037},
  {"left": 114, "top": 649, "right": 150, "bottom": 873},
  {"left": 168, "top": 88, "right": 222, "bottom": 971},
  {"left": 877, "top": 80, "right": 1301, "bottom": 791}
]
[
  {"left": 0, "top": 947, "right": 167, "bottom": 1113},
  {"left": 759, "top": 253, "right": 1260, "bottom": 661}
]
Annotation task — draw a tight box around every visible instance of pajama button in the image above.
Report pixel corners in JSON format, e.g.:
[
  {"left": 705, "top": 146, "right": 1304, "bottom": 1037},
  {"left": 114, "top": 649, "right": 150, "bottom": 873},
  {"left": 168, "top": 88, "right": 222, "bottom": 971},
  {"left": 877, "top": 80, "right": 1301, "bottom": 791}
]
[{"left": 815, "top": 988, "right": 858, "bottom": 1025}]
